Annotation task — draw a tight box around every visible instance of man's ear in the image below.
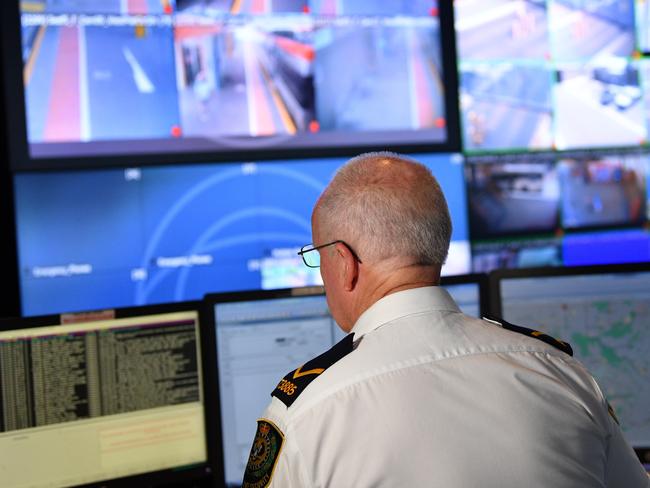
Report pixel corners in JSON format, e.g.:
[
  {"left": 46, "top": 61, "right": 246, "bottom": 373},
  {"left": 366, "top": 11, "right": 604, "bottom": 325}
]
[{"left": 335, "top": 242, "right": 359, "bottom": 292}]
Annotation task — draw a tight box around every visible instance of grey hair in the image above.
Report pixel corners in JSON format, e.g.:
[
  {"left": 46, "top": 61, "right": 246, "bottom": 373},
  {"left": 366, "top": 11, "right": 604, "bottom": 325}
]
[{"left": 316, "top": 152, "right": 452, "bottom": 265}]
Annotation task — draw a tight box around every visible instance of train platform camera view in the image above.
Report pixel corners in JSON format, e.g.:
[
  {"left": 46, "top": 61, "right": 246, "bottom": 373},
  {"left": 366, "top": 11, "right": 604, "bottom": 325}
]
[
  {"left": 17, "top": 0, "right": 452, "bottom": 163},
  {"left": 490, "top": 264, "right": 650, "bottom": 464},
  {"left": 0, "top": 302, "right": 210, "bottom": 487}
]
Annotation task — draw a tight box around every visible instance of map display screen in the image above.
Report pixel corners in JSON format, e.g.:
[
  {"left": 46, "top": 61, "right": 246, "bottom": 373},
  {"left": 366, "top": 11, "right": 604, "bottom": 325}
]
[{"left": 499, "top": 270, "right": 650, "bottom": 449}]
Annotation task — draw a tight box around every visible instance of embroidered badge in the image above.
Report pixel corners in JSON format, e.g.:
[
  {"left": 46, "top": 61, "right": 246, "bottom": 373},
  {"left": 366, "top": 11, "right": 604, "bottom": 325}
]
[{"left": 242, "top": 419, "right": 284, "bottom": 488}]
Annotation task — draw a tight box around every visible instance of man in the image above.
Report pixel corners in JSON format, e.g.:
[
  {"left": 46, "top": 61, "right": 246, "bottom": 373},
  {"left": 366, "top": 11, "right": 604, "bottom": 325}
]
[{"left": 242, "top": 152, "right": 649, "bottom": 487}]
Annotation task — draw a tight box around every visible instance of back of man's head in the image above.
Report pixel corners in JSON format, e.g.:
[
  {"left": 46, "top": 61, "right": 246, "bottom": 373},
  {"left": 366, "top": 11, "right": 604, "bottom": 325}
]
[{"left": 316, "top": 152, "right": 452, "bottom": 266}]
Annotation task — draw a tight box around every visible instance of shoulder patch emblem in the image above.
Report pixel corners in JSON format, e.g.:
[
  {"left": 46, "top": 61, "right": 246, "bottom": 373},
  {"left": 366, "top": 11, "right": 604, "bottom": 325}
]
[
  {"left": 242, "top": 419, "right": 284, "bottom": 488},
  {"left": 272, "top": 333, "right": 355, "bottom": 408},
  {"left": 483, "top": 316, "right": 573, "bottom": 356}
]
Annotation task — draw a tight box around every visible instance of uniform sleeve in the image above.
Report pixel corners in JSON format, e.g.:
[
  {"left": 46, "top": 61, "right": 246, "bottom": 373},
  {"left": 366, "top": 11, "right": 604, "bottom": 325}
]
[
  {"left": 264, "top": 429, "right": 311, "bottom": 488},
  {"left": 242, "top": 398, "right": 311, "bottom": 488},
  {"left": 603, "top": 414, "right": 650, "bottom": 487}
]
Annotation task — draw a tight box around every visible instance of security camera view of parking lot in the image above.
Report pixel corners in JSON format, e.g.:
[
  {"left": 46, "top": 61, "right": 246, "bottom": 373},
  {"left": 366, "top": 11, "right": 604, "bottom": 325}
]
[
  {"left": 554, "top": 59, "right": 646, "bottom": 150},
  {"left": 19, "top": 0, "right": 449, "bottom": 161},
  {"left": 455, "top": 0, "right": 650, "bottom": 153}
]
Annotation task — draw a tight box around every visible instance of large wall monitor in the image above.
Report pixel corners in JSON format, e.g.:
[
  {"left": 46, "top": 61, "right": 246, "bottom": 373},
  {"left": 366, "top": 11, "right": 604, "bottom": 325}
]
[
  {"left": 4, "top": 0, "right": 459, "bottom": 168},
  {"left": 489, "top": 263, "right": 650, "bottom": 464},
  {"left": 0, "top": 301, "right": 211, "bottom": 487},
  {"left": 203, "top": 276, "right": 486, "bottom": 487},
  {"left": 455, "top": 0, "right": 645, "bottom": 153},
  {"left": 13, "top": 153, "right": 470, "bottom": 315},
  {"left": 466, "top": 147, "right": 650, "bottom": 272}
]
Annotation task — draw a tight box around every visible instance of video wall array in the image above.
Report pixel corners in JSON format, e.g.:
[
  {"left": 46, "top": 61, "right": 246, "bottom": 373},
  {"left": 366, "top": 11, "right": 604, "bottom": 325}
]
[
  {"left": 4, "top": 0, "right": 650, "bottom": 316},
  {"left": 16, "top": 0, "right": 451, "bottom": 162}
]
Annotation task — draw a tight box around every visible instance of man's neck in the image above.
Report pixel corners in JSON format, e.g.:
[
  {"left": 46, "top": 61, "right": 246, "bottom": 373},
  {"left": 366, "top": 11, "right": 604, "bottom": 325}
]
[{"left": 349, "top": 260, "right": 441, "bottom": 328}]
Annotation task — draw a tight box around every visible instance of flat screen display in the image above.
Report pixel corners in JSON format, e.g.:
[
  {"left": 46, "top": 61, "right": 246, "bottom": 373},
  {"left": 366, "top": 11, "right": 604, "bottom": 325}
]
[
  {"left": 12, "top": 0, "right": 456, "bottom": 166},
  {"left": 465, "top": 148, "right": 648, "bottom": 238},
  {"left": 0, "top": 303, "right": 209, "bottom": 487},
  {"left": 13, "top": 153, "right": 470, "bottom": 315},
  {"left": 455, "top": 0, "right": 645, "bottom": 152},
  {"left": 465, "top": 147, "right": 650, "bottom": 273}
]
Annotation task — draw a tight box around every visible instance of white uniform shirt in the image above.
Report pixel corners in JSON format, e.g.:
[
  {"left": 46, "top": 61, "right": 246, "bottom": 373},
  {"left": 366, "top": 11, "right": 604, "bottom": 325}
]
[{"left": 247, "top": 286, "right": 649, "bottom": 487}]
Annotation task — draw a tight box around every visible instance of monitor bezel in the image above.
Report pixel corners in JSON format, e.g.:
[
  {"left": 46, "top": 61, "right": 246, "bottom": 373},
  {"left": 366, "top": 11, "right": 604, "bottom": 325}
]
[
  {"left": 487, "top": 261, "right": 650, "bottom": 317},
  {"left": 2, "top": 2, "right": 461, "bottom": 172},
  {"left": 0, "top": 300, "right": 215, "bottom": 488}
]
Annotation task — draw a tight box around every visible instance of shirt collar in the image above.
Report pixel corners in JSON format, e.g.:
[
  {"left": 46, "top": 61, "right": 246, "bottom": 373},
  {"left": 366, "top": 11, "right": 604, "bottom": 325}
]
[{"left": 350, "top": 286, "right": 461, "bottom": 339}]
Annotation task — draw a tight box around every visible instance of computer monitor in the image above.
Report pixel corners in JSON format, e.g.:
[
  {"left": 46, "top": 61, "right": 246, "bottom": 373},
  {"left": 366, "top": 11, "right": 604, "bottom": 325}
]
[
  {"left": 465, "top": 147, "right": 650, "bottom": 273},
  {"left": 489, "top": 263, "right": 650, "bottom": 466},
  {"left": 3, "top": 0, "right": 459, "bottom": 169},
  {"left": 0, "top": 301, "right": 212, "bottom": 487},
  {"left": 455, "top": 0, "right": 643, "bottom": 153},
  {"left": 202, "top": 276, "right": 487, "bottom": 486},
  {"left": 13, "top": 152, "right": 471, "bottom": 316}
]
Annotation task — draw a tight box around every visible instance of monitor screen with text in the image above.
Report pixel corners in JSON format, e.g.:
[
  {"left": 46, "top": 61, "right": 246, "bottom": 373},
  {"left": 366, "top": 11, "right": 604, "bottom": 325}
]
[{"left": 0, "top": 303, "right": 209, "bottom": 487}]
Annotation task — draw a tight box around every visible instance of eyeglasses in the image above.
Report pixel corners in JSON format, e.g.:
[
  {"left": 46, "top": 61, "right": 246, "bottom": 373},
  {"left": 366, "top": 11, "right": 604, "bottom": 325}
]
[{"left": 297, "top": 240, "right": 363, "bottom": 268}]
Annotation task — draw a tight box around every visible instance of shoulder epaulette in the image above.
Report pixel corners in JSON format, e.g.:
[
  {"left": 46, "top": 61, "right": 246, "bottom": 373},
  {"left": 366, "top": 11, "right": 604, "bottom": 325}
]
[
  {"left": 483, "top": 316, "right": 573, "bottom": 356},
  {"left": 271, "top": 333, "right": 355, "bottom": 408}
]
